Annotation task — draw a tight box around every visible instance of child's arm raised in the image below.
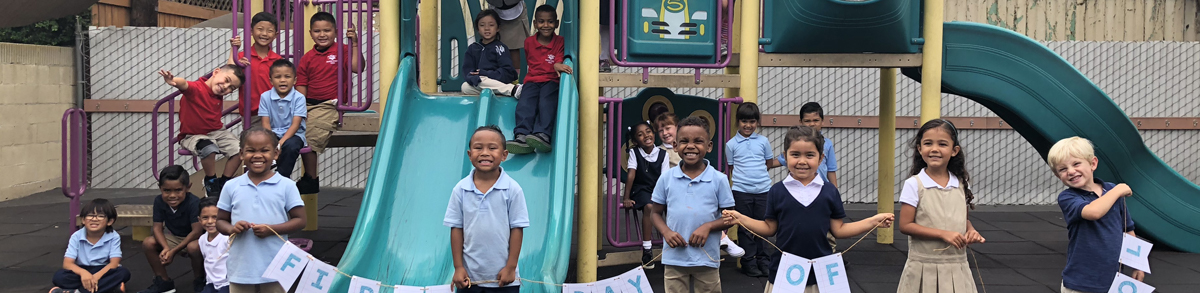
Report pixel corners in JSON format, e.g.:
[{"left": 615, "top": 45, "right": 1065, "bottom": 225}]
[
  {"left": 346, "top": 24, "right": 365, "bottom": 74},
  {"left": 723, "top": 209, "right": 778, "bottom": 236},
  {"left": 227, "top": 37, "right": 249, "bottom": 66},
  {"left": 1079, "top": 183, "right": 1132, "bottom": 221},
  {"left": 450, "top": 228, "right": 469, "bottom": 289},
  {"left": 830, "top": 213, "right": 894, "bottom": 239},
  {"left": 159, "top": 70, "right": 189, "bottom": 91}
]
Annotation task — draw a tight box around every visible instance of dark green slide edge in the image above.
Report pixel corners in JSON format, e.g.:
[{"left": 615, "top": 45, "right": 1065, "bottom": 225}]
[
  {"left": 329, "top": 56, "right": 580, "bottom": 292},
  {"left": 902, "top": 22, "right": 1199, "bottom": 253}
]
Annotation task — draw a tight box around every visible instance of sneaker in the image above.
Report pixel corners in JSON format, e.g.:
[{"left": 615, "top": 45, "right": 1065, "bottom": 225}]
[
  {"left": 757, "top": 258, "right": 773, "bottom": 277},
  {"left": 203, "top": 177, "right": 224, "bottom": 198},
  {"left": 526, "top": 133, "right": 552, "bottom": 153},
  {"left": 297, "top": 175, "right": 321, "bottom": 194},
  {"left": 507, "top": 134, "right": 534, "bottom": 154},
  {"left": 510, "top": 84, "right": 523, "bottom": 98},
  {"left": 599, "top": 59, "right": 614, "bottom": 73},
  {"left": 740, "top": 260, "right": 766, "bottom": 278},
  {"left": 721, "top": 234, "right": 745, "bottom": 258},
  {"left": 192, "top": 277, "right": 205, "bottom": 293},
  {"left": 136, "top": 276, "right": 176, "bottom": 293},
  {"left": 641, "top": 249, "right": 655, "bottom": 269}
]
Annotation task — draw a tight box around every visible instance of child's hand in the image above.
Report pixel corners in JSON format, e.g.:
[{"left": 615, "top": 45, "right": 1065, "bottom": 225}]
[
  {"left": 1110, "top": 183, "right": 1133, "bottom": 197},
  {"left": 873, "top": 213, "right": 895, "bottom": 228},
  {"left": 159, "top": 249, "right": 175, "bottom": 265},
  {"left": 159, "top": 70, "right": 178, "bottom": 87},
  {"left": 80, "top": 272, "right": 96, "bottom": 293},
  {"left": 554, "top": 64, "right": 573, "bottom": 74},
  {"left": 965, "top": 229, "right": 986, "bottom": 244},
  {"left": 497, "top": 265, "right": 517, "bottom": 286},
  {"left": 941, "top": 231, "right": 967, "bottom": 249},
  {"left": 689, "top": 225, "right": 712, "bottom": 247},
  {"left": 230, "top": 36, "right": 241, "bottom": 47},
  {"left": 452, "top": 268, "right": 470, "bottom": 290},
  {"left": 346, "top": 24, "right": 359, "bottom": 43},
  {"left": 253, "top": 224, "right": 273, "bottom": 238},
  {"left": 231, "top": 220, "right": 254, "bottom": 234},
  {"left": 470, "top": 70, "right": 480, "bottom": 75},
  {"left": 662, "top": 230, "right": 686, "bottom": 248},
  {"left": 237, "top": 56, "right": 250, "bottom": 66},
  {"left": 721, "top": 210, "right": 745, "bottom": 225},
  {"left": 621, "top": 198, "right": 635, "bottom": 209},
  {"left": 1132, "top": 270, "right": 1145, "bottom": 281}
]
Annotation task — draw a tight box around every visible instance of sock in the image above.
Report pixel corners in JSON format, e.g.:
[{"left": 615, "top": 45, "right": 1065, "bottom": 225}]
[
  {"left": 204, "top": 175, "right": 216, "bottom": 182},
  {"left": 642, "top": 241, "right": 652, "bottom": 250}
]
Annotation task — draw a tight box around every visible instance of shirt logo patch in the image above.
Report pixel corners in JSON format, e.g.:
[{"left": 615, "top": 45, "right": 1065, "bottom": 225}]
[
  {"left": 326, "top": 55, "right": 338, "bottom": 65},
  {"left": 544, "top": 54, "right": 556, "bottom": 64},
  {"left": 495, "top": 46, "right": 506, "bottom": 55}
]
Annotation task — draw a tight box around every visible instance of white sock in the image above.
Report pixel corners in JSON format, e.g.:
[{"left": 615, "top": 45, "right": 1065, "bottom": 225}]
[{"left": 643, "top": 241, "right": 652, "bottom": 250}]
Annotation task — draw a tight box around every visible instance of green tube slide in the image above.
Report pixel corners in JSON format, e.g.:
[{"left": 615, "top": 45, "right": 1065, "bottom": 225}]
[
  {"left": 330, "top": 56, "right": 580, "bottom": 292},
  {"left": 902, "top": 22, "right": 1200, "bottom": 253}
]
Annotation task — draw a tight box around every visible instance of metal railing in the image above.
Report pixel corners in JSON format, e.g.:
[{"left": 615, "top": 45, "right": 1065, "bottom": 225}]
[{"left": 62, "top": 109, "right": 88, "bottom": 233}]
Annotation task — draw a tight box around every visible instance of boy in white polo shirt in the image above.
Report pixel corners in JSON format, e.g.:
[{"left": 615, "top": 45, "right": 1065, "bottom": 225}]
[{"left": 197, "top": 196, "right": 230, "bottom": 293}]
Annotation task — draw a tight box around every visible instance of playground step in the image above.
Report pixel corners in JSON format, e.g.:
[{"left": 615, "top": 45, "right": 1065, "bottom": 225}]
[
  {"left": 728, "top": 52, "right": 923, "bottom": 68},
  {"left": 328, "top": 131, "right": 379, "bottom": 148},
  {"left": 77, "top": 204, "right": 154, "bottom": 240},
  {"left": 599, "top": 73, "right": 741, "bottom": 88},
  {"left": 340, "top": 113, "right": 381, "bottom": 133}
]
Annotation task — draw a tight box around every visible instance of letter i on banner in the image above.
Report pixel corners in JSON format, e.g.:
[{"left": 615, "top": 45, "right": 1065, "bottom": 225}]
[
  {"left": 262, "top": 242, "right": 311, "bottom": 289},
  {"left": 772, "top": 252, "right": 812, "bottom": 292},
  {"left": 1120, "top": 234, "right": 1153, "bottom": 274},
  {"left": 812, "top": 253, "right": 851, "bottom": 293},
  {"left": 619, "top": 267, "right": 654, "bottom": 293},
  {"left": 348, "top": 276, "right": 380, "bottom": 293},
  {"left": 297, "top": 260, "right": 337, "bottom": 293},
  {"left": 563, "top": 283, "right": 596, "bottom": 293},
  {"left": 1108, "top": 272, "right": 1155, "bottom": 293}
]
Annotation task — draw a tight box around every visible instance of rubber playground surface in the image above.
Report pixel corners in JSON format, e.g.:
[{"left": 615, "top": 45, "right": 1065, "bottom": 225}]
[{"left": 2, "top": 188, "right": 1198, "bottom": 292}]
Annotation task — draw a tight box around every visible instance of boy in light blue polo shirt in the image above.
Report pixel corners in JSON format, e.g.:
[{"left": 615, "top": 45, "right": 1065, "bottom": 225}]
[
  {"left": 445, "top": 125, "right": 530, "bottom": 293},
  {"left": 723, "top": 102, "right": 773, "bottom": 277},
  {"left": 648, "top": 117, "right": 736, "bottom": 293},
  {"left": 52, "top": 198, "right": 132, "bottom": 293},
  {"left": 258, "top": 59, "right": 312, "bottom": 181},
  {"left": 775, "top": 102, "right": 838, "bottom": 186}
]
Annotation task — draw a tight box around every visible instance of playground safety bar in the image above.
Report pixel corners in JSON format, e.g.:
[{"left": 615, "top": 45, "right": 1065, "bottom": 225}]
[
  {"left": 326, "top": 0, "right": 376, "bottom": 126},
  {"left": 714, "top": 97, "right": 743, "bottom": 173},
  {"left": 62, "top": 109, "right": 88, "bottom": 233},
  {"left": 608, "top": 0, "right": 736, "bottom": 83}
]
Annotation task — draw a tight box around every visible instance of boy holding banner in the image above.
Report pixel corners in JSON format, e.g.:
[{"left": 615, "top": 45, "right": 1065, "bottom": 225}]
[{"left": 1049, "top": 137, "right": 1145, "bottom": 293}]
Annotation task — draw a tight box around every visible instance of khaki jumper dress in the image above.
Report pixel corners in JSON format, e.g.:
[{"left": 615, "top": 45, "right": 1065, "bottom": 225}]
[{"left": 897, "top": 176, "right": 977, "bottom": 293}]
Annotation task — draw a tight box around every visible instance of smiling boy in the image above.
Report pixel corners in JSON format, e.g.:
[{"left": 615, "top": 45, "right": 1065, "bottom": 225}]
[
  {"left": 295, "top": 11, "right": 365, "bottom": 194},
  {"left": 508, "top": 5, "right": 571, "bottom": 154},
  {"left": 139, "top": 165, "right": 205, "bottom": 293},
  {"left": 160, "top": 65, "right": 245, "bottom": 198}
]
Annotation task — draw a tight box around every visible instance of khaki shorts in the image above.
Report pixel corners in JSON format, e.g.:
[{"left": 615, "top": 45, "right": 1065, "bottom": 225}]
[
  {"left": 162, "top": 230, "right": 185, "bottom": 249},
  {"left": 1061, "top": 282, "right": 1096, "bottom": 293},
  {"left": 229, "top": 282, "right": 285, "bottom": 293},
  {"left": 179, "top": 130, "right": 240, "bottom": 157},
  {"left": 664, "top": 265, "right": 721, "bottom": 293},
  {"left": 499, "top": 16, "right": 529, "bottom": 50},
  {"left": 249, "top": 116, "right": 263, "bottom": 129},
  {"left": 306, "top": 100, "right": 338, "bottom": 154},
  {"left": 764, "top": 282, "right": 818, "bottom": 293}
]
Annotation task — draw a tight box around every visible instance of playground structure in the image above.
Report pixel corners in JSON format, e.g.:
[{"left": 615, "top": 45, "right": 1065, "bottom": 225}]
[{"left": 51, "top": 0, "right": 1200, "bottom": 291}]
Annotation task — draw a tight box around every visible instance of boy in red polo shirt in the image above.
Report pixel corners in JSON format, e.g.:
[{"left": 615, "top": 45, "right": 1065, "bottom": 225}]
[
  {"left": 158, "top": 65, "right": 246, "bottom": 198},
  {"left": 228, "top": 12, "right": 283, "bottom": 127},
  {"left": 506, "top": 5, "right": 571, "bottom": 155},
  {"left": 296, "top": 11, "right": 364, "bottom": 193}
]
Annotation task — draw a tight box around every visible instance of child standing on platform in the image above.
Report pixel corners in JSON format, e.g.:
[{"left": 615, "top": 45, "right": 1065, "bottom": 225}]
[
  {"left": 508, "top": 4, "right": 571, "bottom": 154},
  {"left": 621, "top": 121, "right": 670, "bottom": 269},
  {"left": 461, "top": 9, "right": 521, "bottom": 98},
  {"left": 896, "top": 119, "right": 984, "bottom": 293},
  {"left": 723, "top": 102, "right": 771, "bottom": 277},
  {"left": 50, "top": 199, "right": 131, "bottom": 293}
]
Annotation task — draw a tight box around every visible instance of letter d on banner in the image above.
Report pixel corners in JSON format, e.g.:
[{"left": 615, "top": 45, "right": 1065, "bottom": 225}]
[
  {"left": 772, "top": 252, "right": 812, "bottom": 291},
  {"left": 348, "top": 276, "right": 380, "bottom": 293},
  {"left": 262, "top": 242, "right": 310, "bottom": 289},
  {"left": 813, "top": 253, "right": 851, "bottom": 293},
  {"left": 1107, "top": 272, "right": 1155, "bottom": 293}
]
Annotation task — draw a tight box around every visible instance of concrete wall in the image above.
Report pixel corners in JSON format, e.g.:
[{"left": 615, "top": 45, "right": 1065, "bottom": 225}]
[{"left": 0, "top": 43, "right": 77, "bottom": 201}]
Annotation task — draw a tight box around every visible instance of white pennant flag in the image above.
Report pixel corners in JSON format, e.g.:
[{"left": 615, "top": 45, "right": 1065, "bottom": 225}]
[
  {"left": 596, "top": 276, "right": 624, "bottom": 293},
  {"left": 812, "top": 253, "right": 851, "bottom": 293},
  {"left": 392, "top": 285, "right": 424, "bottom": 293},
  {"left": 619, "top": 267, "right": 654, "bottom": 293},
  {"left": 424, "top": 285, "right": 453, "bottom": 293},
  {"left": 296, "top": 259, "right": 337, "bottom": 293},
  {"left": 1107, "top": 272, "right": 1155, "bottom": 293},
  {"left": 347, "top": 276, "right": 380, "bottom": 293},
  {"left": 262, "top": 242, "right": 310, "bottom": 289},
  {"left": 1119, "top": 234, "right": 1153, "bottom": 274},
  {"left": 772, "top": 252, "right": 813, "bottom": 292},
  {"left": 563, "top": 283, "right": 595, "bottom": 293}
]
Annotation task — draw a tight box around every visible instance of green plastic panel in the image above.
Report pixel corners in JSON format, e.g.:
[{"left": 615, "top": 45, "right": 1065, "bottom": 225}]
[
  {"left": 763, "top": 0, "right": 923, "bottom": 53},
  {"left": 618, "top": 0, "right": 718, "bottom": 63}
]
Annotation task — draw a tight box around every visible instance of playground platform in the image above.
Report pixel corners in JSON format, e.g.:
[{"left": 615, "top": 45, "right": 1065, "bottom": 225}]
[{"left": 3, "top": 188, "right": 1198, "bottom": 293}]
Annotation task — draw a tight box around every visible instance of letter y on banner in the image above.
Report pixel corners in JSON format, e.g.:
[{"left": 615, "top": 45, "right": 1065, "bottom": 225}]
[
  {"left": 812, "top": 253, "right": 851, "bottom": 293},
  {"left": 1108, "top": 272, "right": 1154, "bottom": 293},
  {"left": 297, "top": 260, "right": 337, "bottom": 293},
  {"left": 263, "top": 242, "right": 311, "bottom": 289},
  {"left": 619, "top": 267, "right": 654, "bottom": 293},
  {"left": 772, "top": 252, "right": 812, "bottom": 292}
]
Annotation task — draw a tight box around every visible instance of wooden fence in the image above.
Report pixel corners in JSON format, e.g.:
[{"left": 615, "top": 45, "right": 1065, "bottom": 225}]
[{"left": 92, "top": 0, "right": 227, "bottom": 28}]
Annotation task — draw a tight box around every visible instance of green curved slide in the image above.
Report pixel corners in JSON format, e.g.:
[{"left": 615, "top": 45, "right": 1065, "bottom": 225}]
[
  {"left": 902, "top": 22, "right": 1199, "bottom": 253},
  {"left": 330, "top": 56, "right": 579, "bottom": 292}
]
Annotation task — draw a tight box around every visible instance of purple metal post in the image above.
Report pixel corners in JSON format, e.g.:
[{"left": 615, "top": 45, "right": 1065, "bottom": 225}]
[
  {"left": 62, "top": 109, "right": 88, "bottom": 232},
  {"left": 714, "top": 97, "right": 743, "bottom": 173},
  {"left": 242, "top": 0, "right": 254, "bottom": 130}
]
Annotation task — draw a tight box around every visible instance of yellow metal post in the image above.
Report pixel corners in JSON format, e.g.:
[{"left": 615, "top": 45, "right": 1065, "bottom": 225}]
[
  {"left": 577, "top": 0, "right": 600, "bottom": 284},
  {"left": 378, "top": 0, "right": 400, "bottom": 113},
  {"left": 250, "top": 0, "right": 262, "bottom": 16},
  {"left": 723, "top": 0, "right": 741, "bottom": 263},
  {"left": 418, "top": 0, "right": 438, "bottom": 93},
  {"left": 737, "top": 0, "right": 759, "bottom": 104},
  {"left": 920, "top": 0, "right": 944, "bottom": 123},
  {"left": 877, "top": 68, "right": 897, "bottom": 244},
  {"left": 303, "top": 3, "right": 318, "bottom": 55}
]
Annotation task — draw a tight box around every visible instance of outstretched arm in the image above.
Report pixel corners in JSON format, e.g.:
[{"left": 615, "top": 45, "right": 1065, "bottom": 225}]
[{"left": 830, "top": 213, "right": 893, "bottom": 239}]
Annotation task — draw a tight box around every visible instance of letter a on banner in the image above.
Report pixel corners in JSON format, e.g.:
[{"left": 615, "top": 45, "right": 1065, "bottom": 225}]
[
  {"left": 1107, "top": 272, "right": 1155, "bottom": 293},
  {"left": 1119, "top": 234, "right": 1153, "bottom": 274},
  {"left": 262, "top": 242, "right": 310, "bottom": 289},
  {"left": 563, "top": 283, "right": 595, "bottom": 293},
  {"left": 348, "top": 276, "right": 380, "bottom": 293},
  {"left": 812, "top": 253, "right": 851, "bottom": 293},
  {"left": 771, "top": 252, "right": 812, "bottom": 292},
  {"left": 297, "top": 260, "right": 337, "bottom": 293},
  {"left": 618, "top": 267, "right": 654, "bottom": 293}
]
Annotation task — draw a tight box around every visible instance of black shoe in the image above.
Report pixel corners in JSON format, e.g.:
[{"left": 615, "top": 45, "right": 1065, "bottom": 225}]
[
  {"left": 203, "top": 177, "right": 222, "bottom": 198},
  {"left": 741, "top": 261, "right": 766, "bottom": 278},
  {"left": 507, "top": 134, "right": 534, "bottom": 154},
  {"left": 136, "top": 276, "right": 176, "bottom": 293},
  {"left": 526, "top": 133, "right": 552, "bottom": 153},
  {"left": 641, "top": 249, "right": 655, "bottom": 269},
  {"left": 757, "top": 259, "right": 773, "bottom": 277},
  {"left": 192, "top": 277, "right": 205, "bottom": 293},
  {"left": 297, "top": 175, "right": 321, "bottom": 194}
]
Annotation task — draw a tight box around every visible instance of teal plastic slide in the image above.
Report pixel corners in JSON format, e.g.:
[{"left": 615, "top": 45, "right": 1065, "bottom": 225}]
[
  {"left": 902, "top": 22, "right": 1200, "bottom": 253},
  {"left": 330, "top": 56, "right": 579, "bottom": 292}
]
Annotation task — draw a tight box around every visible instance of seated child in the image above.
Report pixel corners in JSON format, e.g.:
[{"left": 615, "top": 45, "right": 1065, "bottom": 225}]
[
  {"left": 485, "top": 0, "right": 530, "bottom": 75},
  {"left": 723, "top": 102, "right": 772, "bottom": 277},
  {"left": 506, "top": 5, "right": 571, "bottom": 154},
  {"left": 228, "top": 12, "right": 285, "bottom": 127},
  {"left": 158, "top": 66, "right": 245, "bottom": 198},
  {"left": 259, "top": 59, "right": 308, "bottom": 179},
  {"left": 139, "top": 165, "right": 205, "bottom": 293},
  {"left": 1050, "top": 137, "right": 1144, "bottom": 293},
  {"left": 620, "top": 121, "right": 670, "bottom": 269},
  {"left": 647, "top": 117, "right": 736, "bottom": 293},
  {"left": 197, "top": 197, "right": 230, "bottom": 293},
  {"left": 724, "top": 126, "right": 893, "bottom": 293},
  {"left": 51, "top": 199, "right": 131, "bottom": 293},
  {"left": 654, "top": 112, "right": 682, "bottom": 167},
  {"left": 461, "top": 9, "right": 521, "bottom": 98},
  {"left": 446, "top": 126, "right": 530, "bottom": 293},
  {"left": 295, "top": 11, "right": 365, "bottom": 194}
]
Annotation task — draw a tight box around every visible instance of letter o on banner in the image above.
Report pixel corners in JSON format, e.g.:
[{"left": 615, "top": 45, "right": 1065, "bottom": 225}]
[{"left": 787, "top": 265, "right": 807, "bottom": 286}]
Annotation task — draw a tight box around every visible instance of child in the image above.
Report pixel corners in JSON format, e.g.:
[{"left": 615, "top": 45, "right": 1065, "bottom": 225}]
[
  {"left": 1049, "top": 137, "right": 1144, "bottom": 293},
  {"left": 445, "top": 125, "right": 530, "bottom": 293},
  {"left": 646, "top": 117, "right": 736, "bottom": 293},
  {"left": 228, "top": 12, "right": 284, "bottom": 126},
  {"left": 216, "top": 127, "right": 307, "bottom": 293},
  {"left": 723, "top": 102, "right": 772, "bottom": 278},
  {"left": 654, "top": 112, "right": 682, "bottom": 167},
  {"left": 159, "top": 65, "right": 245, "bottom": 198},
  {"left": 197, "top": 196, "right": 230, "bottom": 293},
  {"left": 896, "top": 119, "right": 984, "bottom": 293},
  {"left": 296, "top": 11, "right": 364, "bottom": 194},
  {"left": 724, "top": 126, "right": 894, "bottom": 292},
  {"left": 621, "top": 121, "right": 670, "bottom": 269},
  {"left": 772, "top": 102, "right": 837, "bottom": 186},
  {"left": 461, "top": 9, "right": 521, "bottom": 98},
  {"left": 507, "top": 4, "right": 571, "bottom": 154},
  {"left": 51, "top": 199, "right": 131, "bottom": 293},
  {"left": 259, "top": 59, "right": 310, "bottom": 179},
  {"left": 139, "top": 165, "right": 205, "bottom": 293},
  {"left": 485, "top": 0, "right": 530, "bottom": 75}
]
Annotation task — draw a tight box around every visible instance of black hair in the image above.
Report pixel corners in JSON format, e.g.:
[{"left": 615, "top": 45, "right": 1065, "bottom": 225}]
[
  {"left": 252, "top": 12, "right": 279, "bottom": 29},
  {"left": 219, "top": 64, "right": 246, "bottom": 85},
  {"left": 473, "top": 125, "right": 507, "bottom": 150},
  {"left": 784, "top": 126, "right": 825, "bottom": 159},
  {"left": 534, "top": 4, "right": 558, "bottom": 19},
  {"left": 310, "top": 11, "right": 336, "bottom": 27},
  {"left": 240, "top": 126, "right": 280, "bottom": 150},
  {"left": 270, "top": 59, "right": 295, "bottom": 74},
  {"left": 475, "top": 9, "right": 502, "bottom": 36},
  {"left": 158, "top": 165, "right": 190, "bottom": 187},
  {"left": 80, "top": 198, "right": 118, "bottom": 233},
  {"left": 648, "top": 103, "right": 670, "bottom": 127},
  {"left": 800, "top": 102, "right": 824, "bottom": 119},
  {"left": 678, "top": 116, "right": 709, "bottom": 136},
  {"left": 625, "top": 121, "right": 654, "bottom": 149},
  {"left": 910, "top": 119, "right": 974, "bottom": 209},
  {"left": 736, "top": 102, "right": 762, "bottom": 122},
  {"left": 198, "top": 196, "right": 219, "bottom": 210}
]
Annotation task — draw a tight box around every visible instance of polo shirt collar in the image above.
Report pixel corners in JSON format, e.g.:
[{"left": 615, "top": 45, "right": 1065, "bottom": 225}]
[
  {"left": 783, "top": 173, "right": 824, "bottom": 188},
  {"left": 464, "top": 168, "right": 512, "bottom": 194},
  {"left": 79, "top": 231, "right": 119, "bottom": 246},
  {"left": 240, "top": 173, "right": 285, "bottom": 186},
  {"left": 313, "top": 43, "right": 341, "bottom": 55},
  {"left": 531, "top": 35, "right": 558, "bottom": 48},
  {"left": 1066, "top": 178, "right": 1110, "bottom": 196},
  {"left": 271, "top": 89, "right": 298, "bottom": 101},
  {"left": 202, "top": 233, "right": 222, "bottom": 247},
  {"left": 917, "top": 168, "right": 959, "bottom": 189},
  {"left": 670, "top": 160, "right": 714, "bottom": 182},
  {"left": 251, "top": 49, "right": 281, "bottom": 61},
  {"left": 733, "top": 132, "right": 759, "bottom": 143}
]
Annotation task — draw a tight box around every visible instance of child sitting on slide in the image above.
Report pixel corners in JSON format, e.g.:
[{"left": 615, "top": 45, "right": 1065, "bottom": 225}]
[{"left": 462, "top": 9, "right": 522, "bottom": 98}]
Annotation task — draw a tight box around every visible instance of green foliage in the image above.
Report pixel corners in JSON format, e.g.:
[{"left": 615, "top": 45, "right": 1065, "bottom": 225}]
[{"left": 0, "top": 11, "right": 91, "bottom": 47}]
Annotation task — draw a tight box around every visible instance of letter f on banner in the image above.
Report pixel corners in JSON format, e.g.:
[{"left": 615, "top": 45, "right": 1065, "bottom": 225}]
[
  {"left": 263, "top": 242, "right": 311, "bottom": 289},
  {"left": 813, "top": 253, "right": 851, "bottom": 293}
]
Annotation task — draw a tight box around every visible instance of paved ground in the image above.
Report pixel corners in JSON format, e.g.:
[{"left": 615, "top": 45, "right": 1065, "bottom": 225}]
[{"left": 3, "top": 188, "right": 1198, "bottom": 292}]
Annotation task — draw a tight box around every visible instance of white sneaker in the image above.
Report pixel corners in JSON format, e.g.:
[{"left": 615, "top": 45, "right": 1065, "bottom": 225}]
[
  {"left": 721, "top": 234, "right": 745, "bottom": 258},
  {"left": 510, "top": 84, "right": 523, "bottom": 98}
]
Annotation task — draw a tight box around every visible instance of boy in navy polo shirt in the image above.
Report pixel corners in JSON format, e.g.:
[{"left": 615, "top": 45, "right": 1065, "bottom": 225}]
[
  {"left": 51, "top": 199, "right": 131, "bottom": 293},
  {"left": 724, "top": 102, "right": 771, "bottom": 277},
  {"left": 159, "top": 65, "right": 245, "bottom": 198},
  {"left": 295, "top": 11, "right": 364, "bottom": 194},
  {"left": 1049, "top": 137, "right": 1145, "bottom": 293},
  {"left": 259, "top": 59, "right": 310, "bottom": 179},
  {"left": 139, "top": 165, "right": 205, "bottom": 293},
  {"left": 648, "top": 117, "right": 736, "bottom": 293},
  {"left": 446, "top": 125, "right": 530, "bottom": 293},
  {"left": 507, "top": 5, "right": 572, "bottom": 154}
]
